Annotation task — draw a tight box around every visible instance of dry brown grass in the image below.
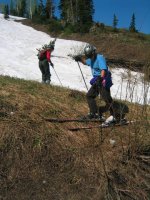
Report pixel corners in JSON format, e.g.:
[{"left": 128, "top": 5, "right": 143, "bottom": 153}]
[
  {"left": 0, "top": 75, "right": 150, "bottom": 199},
  {"left": 66, "top": 33, "right": 150, "bottom": 64}
]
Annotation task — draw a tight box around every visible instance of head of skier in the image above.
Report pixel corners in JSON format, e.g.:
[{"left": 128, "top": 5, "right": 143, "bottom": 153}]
[
  {"left": 47, "top": 44, "right": 54, "bottom": 52},
  {"left": 84, "top": 44, "right": 97, "bottom": 59}
]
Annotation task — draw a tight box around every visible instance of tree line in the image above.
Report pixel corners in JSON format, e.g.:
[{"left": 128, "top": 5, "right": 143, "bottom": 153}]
[{"left": 1, "top": 0, "right": 137, "bottom": 33}]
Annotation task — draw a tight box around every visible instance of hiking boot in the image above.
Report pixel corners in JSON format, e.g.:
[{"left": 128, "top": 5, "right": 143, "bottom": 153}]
[
  {"left": 117, "top": 118, "right": 127, "bottom": 124},
  {"left": 42, "top": 80, "right": 46, "bottom": 84},
  {"left": 45, "top": 80, "right": 50, "bottom": 84},
  {"left": 81, "top": 113, "right": 105, "bottom": 121},
  {"left": 102, "top": 115, "right": 116, "bottom": 126}
]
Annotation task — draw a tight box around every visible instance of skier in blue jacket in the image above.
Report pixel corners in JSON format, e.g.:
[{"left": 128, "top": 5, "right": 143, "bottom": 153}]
[{"left": 75, "top": 44, "right": 116, "bottom": 125}]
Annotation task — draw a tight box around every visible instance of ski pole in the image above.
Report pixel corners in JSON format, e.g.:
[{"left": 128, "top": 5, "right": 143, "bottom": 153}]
[
  {"left": 77, "top": 61, "right": 88, "bottom": 91},
  {"left": 51, "top": 65, "right": 63, "bottom": 86}
]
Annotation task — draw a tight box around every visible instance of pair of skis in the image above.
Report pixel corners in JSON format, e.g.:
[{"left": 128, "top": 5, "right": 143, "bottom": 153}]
[
  {"left": 43, "top": 117, "right": 137, "bottom": 132},
  {"left": 68, "top": 120, "right": 136, "bottom": 131},
  {"left": 44, "top": 117, "right": 104, "bottom": 123}
]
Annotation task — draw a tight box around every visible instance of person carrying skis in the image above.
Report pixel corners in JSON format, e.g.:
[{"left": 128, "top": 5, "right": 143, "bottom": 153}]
[
  {"left": 74, "top": 44, "right": 116, "bottom": 125},
  {"left": 38, "top": 43, "right": 54, "bottom": 84}
]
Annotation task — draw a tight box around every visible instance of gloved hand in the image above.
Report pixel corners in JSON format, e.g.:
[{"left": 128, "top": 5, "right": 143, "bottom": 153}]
[
  {"left": 101, "top": 72, "right": 113, "bottom": 88},
  {"left": 90, "top": 76, "right": 99, "bottom": 85},
  {"left": 102, "top": 77, "right": 106, "bottom": 87},
  {"left": 74, "top": 55, "right": 82, "bottom": 62}
]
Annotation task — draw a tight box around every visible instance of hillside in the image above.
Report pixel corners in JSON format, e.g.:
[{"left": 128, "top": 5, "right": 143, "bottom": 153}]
[
  {"left": 19, "top": 19, "right": 150, "bottom": 83},
  {"left": 1, "top": 14, "right": 149, "bottom": 105},
  {"left": 0, "top": 76, "right": 150, "bottom": 200},
  {"left": 21, "top": 19, "right": 150, "bottom": 66}
]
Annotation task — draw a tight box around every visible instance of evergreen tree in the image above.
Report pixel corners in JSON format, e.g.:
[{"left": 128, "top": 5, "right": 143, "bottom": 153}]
[
  {"left": 59, "top": 0, "right": 78, "bottom": 25},
  {"left": 0, "top": 3, "right": 5, "bottom": 14},
  {"left": 129, "top": 13, "right": 137, "bottom": 32},
  {"left": 58, "top": 0, "right": 70, "bottom": 22},
  {"left": 11, "top": 0, "right": 19, "bottom": 16},
  {"left": 59, "top": 0, "right": 94, "bottom": 32},
  {"left": 28, "top": 0, "right": 33, "bottom": 18},
  {"left": 15, "top": 0, "right": 26, "bottom": 17},
  {"left": 78, "top": 0, "right": 94, "bottom": 32},
  {"left": 19, "top": 0, "right": 26, "bottom": 17},
  {"left": 33, "top": 0, "right": 38, "bottom": 17},
  {"left": 4, "top": 4, "right": 9, "bottom": 19},
  {"left": 113, "top": 14, "right": 118, "bottom": 31},
  {"left": 38, "top": 0, "right": 45, "bottom": 17},
  {"left": 27, "top": 0, "right": 38, "bottom": 19},
  {"left": 45, "top": 0, "right": 54, "bottom": 19},
  {"left": 16, "top": 0, "right": 20, "bottom": 16},
  {"left": 10, "top": 0, "right": 14, "bottom": 15}
]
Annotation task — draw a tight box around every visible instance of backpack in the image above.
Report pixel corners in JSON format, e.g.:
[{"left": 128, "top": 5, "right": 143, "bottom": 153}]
[{"left": 38, "top": 49, "right": 47, "bottom": 61}]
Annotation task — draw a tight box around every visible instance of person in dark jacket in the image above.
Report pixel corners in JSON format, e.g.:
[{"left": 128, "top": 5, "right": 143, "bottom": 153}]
[{"left": 39, "top": 44, "right": 54, "bottom": 84}]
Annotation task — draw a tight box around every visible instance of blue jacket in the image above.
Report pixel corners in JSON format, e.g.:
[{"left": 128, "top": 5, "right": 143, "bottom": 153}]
[
  {"left": 85, "top": 54, "right": 108, "bottom": 77},
  {"left": 86, "top": 54, "right": 113, "bottom": 88}
]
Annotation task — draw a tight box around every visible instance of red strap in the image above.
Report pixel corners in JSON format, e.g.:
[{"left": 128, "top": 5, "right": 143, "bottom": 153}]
[{"left": 46, "top": 51, "right": 51, "bottom": 62}]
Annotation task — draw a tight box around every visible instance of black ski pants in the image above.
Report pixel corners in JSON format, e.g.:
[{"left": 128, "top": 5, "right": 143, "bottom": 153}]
[
  {"left": 39, "top": 59, "right": 51, "bottom": 82},
  {"left": 86, "top": 79, "right": 114, "bottom": 116}
]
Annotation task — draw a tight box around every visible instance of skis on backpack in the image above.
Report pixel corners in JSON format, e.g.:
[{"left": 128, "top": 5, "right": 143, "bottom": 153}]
[{"left": 68, "top": 120, "right": 137, "bottom": 132}]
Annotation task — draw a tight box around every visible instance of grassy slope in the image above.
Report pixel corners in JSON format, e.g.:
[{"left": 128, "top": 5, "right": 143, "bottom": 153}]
[{"left": 0, "top": 76, "right": 150, "bottom": 200}]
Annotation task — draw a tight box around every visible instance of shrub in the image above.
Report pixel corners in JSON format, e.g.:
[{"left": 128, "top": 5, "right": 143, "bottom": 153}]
[{"left": 48, "top": 19, "right": 63, "bottom": 34}]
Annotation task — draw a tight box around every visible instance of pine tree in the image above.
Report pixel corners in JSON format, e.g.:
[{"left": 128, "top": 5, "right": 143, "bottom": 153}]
[
  {"left": 33, "top": 0, "right": 38, "bottom": 17},
  {"left": 11, "top": 0, "right": 18, "bottom": 16},
  {"left": 129, "top": 13, "right": 137, "bottom": 32},
  {"left": 0, "top": 3, "right": 5, "bottom": 14},
  {"left": 15, "top": 0, "right": 26, "bottom": 17},
  {"left": 59, "top": 0, "right": 70, "bottom": 22},
  {"left": 45, "top": 0, "right": 54, "bottom": 19},
  {"left": 4, "top": 4, "right": 9, "bottom": 19},
  {"left": 113, "top": 14, "right": 118, "bottom": 31},
  {"left": 69, "top": 0, "right": 76, "bottom": 24},
  {"left": 29, "top": 0, "right": 33, "bottom": 19},
  {"left": 38, "top": 0, "right": 45, "bottom": 17},
  {"left": 27, "top": 0, "right": 38, "bottom": 19},
  {"left": 10, "top": 0, "right": 14, "bottom": 15},
  {"left": 59, "top": 0, "right": 94, "bottom": 32},
  {"left": 78, "top": 0, "right": 94, "bottom": 32},
  {"left": 20, "top": 0, "right": 26, "bottom": 17},
  {"left": 16, "top": 0, "right": 20, "bottom": 16},
  {"left": 80, "top": 0, "right": 94, "bottom": 32}
]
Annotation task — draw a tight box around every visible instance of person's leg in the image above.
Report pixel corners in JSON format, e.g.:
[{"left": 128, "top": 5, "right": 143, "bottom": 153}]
[
  {"left": 39, "top": 61, "right": 46, "bottom": 83},
  {"left": 43, "top": 60, "right": 51, "bottom": 83},
  {"left": 99, "top": 87, "right": 114, "bottom": 116},
  {"left": 86, "top": 84, "right": 99, "bottom": 115},
  {"left": 99, "top": 87, "right": 120, "bottom": 125}
]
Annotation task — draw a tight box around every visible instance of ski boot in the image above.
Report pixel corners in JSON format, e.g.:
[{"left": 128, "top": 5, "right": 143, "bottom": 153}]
[
  {"left": 102, "top": 115, "right": 116, "bottom": 127},
  {"left": 81, "top": 113, "right": 105, "bottom": 121}
]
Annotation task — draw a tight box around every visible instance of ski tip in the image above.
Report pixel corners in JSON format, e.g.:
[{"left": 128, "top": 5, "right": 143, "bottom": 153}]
[{"left": 68, "top": 128, "right": 79, "bottom": 132}]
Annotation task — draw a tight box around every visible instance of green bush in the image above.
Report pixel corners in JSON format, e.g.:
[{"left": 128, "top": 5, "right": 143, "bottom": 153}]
[
  {"left": 63, "top": 24, "right": 78, "bottom": 35},
  {"left": 32, "top": 15, "right": 47, "bottom": 24},
  {"left": 48, "top": 19, "right": 63, "bottom": 34}
]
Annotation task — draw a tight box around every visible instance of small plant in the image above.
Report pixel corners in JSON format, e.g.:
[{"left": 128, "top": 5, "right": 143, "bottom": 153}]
[{"left": 48, "top": 19, "right": 63, "bottom": 34}]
